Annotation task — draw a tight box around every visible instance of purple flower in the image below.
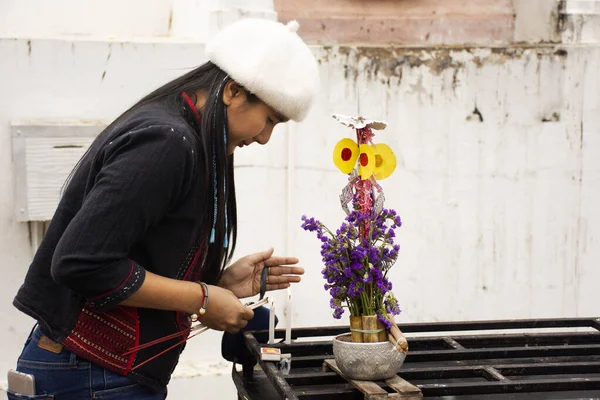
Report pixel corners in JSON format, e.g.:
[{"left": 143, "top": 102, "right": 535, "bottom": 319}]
[
  {"left": 351, "top": 245, "right": 367, "bottom": 261},
  {"left": 301, "top": 215, "right": 324, "bottom": 233},
  {"left": 330, "top": 298, "right": 344, "bottom": 319},
  {"left": 333, "top": 307, "right": 344, "bottom": 319},
  {"left": 367, "top": 247, "right": 380, "bottom": 265},
  {"left": 330, "top": 285, "right": 345, "bottom": 298},
  {"left": 350, "top": 260, "right": 363, "bottom": 271},
  {"left": 384, "top": 293, "right": 402, "bottom": 315},
  {"left": 377, "top": 311, "right": 392, "bottom": 330},
  {"left": 301, "top": 205, "right": 403, "bottom": 320},
  {"left": 347, "top": 281, "right": 363, "bottom": 297}
]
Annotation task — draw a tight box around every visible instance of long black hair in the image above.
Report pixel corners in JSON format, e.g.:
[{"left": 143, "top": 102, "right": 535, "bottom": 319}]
[{"left": 67, "top": 61, "right": 240, "bottom": 284}]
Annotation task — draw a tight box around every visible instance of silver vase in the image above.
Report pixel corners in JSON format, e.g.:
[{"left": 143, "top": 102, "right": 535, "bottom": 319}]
[{"left": 332, "top": 333, "right": 406, "bottom": 381}]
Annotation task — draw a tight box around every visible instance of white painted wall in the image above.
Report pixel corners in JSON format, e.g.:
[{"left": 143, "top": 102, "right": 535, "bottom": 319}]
[
  {"left": 0, "top": 0, "right": 173, "bottom": 38},
  {"left": 0, "top": 0, "right": 599, "bottom": 398},
  {"left": 0, "top": 0, "right": 276, "bottom": 41},
  {"left": 298, "top": 45, "right": 600, "bottom": 322}
]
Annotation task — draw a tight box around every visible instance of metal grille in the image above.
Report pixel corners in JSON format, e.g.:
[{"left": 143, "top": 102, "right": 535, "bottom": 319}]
[{"left": 234, "top": 318, "right": 600, "bottom": 399}]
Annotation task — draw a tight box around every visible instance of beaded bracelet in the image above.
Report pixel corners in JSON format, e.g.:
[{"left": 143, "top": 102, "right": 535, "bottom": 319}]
[{"left": 191, "top": 282, "right": 209, "bottom": 322}]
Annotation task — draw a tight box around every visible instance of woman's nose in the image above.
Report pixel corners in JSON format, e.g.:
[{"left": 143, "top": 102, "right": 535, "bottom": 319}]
[{"left": 255, "top": 126, "right": 273, "bottom": 145}]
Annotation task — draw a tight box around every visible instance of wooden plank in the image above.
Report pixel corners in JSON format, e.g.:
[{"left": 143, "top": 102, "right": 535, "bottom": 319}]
[
  {"left": 385, "top": 376, "right": 423, "bottom": 399},
  {"left": 324, "top": 360, "right": 390, "bottom": 399},
  {"left": 324, "top": 360, "right": 423, "bottom": 399},
  {"left": 354, "top": 384, "right": 390, "bottom": 399}
]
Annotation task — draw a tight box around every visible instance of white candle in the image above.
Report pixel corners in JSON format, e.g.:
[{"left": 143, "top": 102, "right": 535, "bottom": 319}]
[
  {"left": 285, "top": 288, "right": 292, "bottom": 344},
  {"left": 268, "top": 298, "right": 275, "bottom": 344}
]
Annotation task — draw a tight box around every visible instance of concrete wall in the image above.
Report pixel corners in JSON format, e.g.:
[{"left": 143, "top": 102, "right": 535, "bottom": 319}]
[
  {"left": 1, "top": 0, "right": 599, "bottom": 397},
  {"left": 300, "top": 44, "right": 600, "bottom": 322}
]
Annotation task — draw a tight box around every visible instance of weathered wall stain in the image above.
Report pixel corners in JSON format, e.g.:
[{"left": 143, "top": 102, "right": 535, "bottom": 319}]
[
  {"left": 319, "top": 46, "right": 570, "bottom": 84},
  {"left": 542, "top": 112, "right": 561, "bottom": 123},
  {"left": 557, "top": 0, "right": 568, "bottom": 35},
  {"left": 101, "top": 45, "right": 112, "bottom": 82},
  {"left": 467, "top": 105, "right": 485, "bottom": 123}
]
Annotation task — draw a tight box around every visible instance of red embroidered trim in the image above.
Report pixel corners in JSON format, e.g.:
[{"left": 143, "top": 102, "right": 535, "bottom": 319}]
[
  {"left": 62, "top": 305, "right": 138, "bottom": 375},
  {"left": 65, "top": 240, "right": 208, "bottom": 374},
  {"left": 130, "top": 240, "right": 208, "bottom": 371},
  {"left": 176, "top": 241, "right": 207, "bottom": 337},
  {"left": 182, "top": 244, "right": 204, "bottom": 282},
  {"left": 126, "top": 306, "right": 140, "bottom": 372}
]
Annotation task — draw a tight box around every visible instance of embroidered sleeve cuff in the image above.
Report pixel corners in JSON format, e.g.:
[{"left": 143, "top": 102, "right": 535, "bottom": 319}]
[{"left": 86, "top": 262, "right": 146, "bottom": 312}]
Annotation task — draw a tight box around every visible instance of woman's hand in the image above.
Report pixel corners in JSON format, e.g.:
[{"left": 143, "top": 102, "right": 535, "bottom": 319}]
[
  {"left": 121, "top": 273, "right": 253, "bottom": 333},
  {"left": 218, "top": 248, "right": 304, "bottom": 299},
  {"left": 199, "top": 285, "right": 254, "bottom": 333}
]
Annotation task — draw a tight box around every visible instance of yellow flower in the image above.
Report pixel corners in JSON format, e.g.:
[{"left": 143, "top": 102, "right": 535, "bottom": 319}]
[
  {"left": 373, "top": 144, "right": 396, "bottom": 180},
  {"left": 333, "top": 138, "right": 359, "bottom": 174},
  {"left": 358, "top": 144, "right": 376, "bottom": 180}
]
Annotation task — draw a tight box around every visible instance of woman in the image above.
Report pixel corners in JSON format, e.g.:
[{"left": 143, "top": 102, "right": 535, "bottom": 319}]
[{"left": 11, "top": 18, "right": 319, "bottom": 399}]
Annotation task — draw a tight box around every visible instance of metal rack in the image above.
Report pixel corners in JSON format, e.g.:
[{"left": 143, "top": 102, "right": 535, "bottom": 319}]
[{"left": 234, "top": 317, "right": 600, "bottom": 399}]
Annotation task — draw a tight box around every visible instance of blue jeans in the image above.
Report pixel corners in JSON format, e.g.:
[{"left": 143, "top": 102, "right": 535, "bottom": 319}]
[{"left": 8, "top": 326, "right": 166, "bottom": 400}]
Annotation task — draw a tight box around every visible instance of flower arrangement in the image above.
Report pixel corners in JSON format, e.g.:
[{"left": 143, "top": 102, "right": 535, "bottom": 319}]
[{"left": 302, "top": 115, "right": 406, "bottom": 347}]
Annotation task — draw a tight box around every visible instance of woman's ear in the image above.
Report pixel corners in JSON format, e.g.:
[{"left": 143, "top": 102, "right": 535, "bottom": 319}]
[{"left": 223, "top": 80, "right": 246, "bottom": 106}]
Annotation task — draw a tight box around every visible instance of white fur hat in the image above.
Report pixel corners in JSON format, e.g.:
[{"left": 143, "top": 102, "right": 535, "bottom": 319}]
[{"left": 206, "top": 18, "right": 320, "bottom": 122}]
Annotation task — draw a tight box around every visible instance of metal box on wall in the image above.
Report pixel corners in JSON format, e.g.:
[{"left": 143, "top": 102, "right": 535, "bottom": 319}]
[{"left": 11, "top": 121, "right": 105, "bottom": 222}]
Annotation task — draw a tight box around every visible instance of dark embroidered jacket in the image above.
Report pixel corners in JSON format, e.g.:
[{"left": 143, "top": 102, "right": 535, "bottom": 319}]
[{"left": 14, "top": 98, "right": 212, "bottom": 393}]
